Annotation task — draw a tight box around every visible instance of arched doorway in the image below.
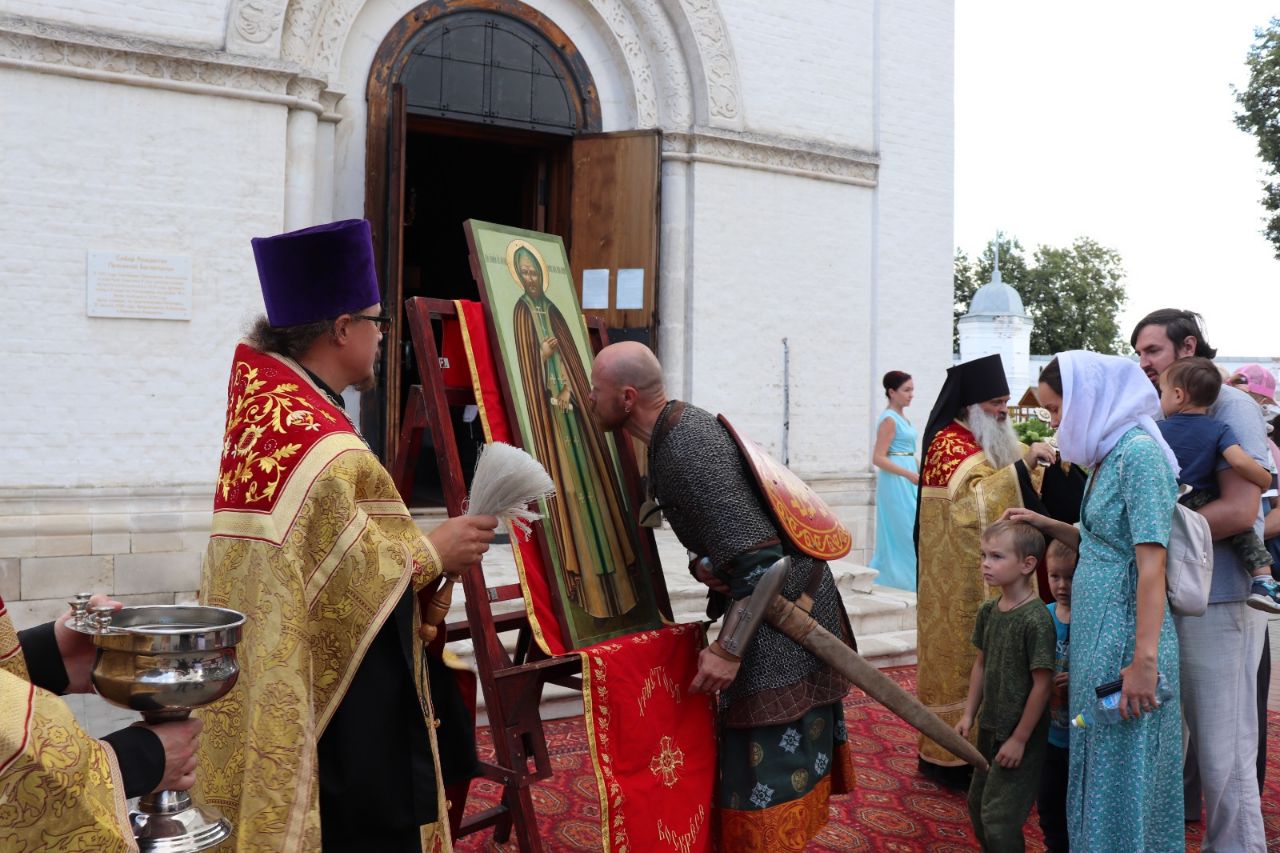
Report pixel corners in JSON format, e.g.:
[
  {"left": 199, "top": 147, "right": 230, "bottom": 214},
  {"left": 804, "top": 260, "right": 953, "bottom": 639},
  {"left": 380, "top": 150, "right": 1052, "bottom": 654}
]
[{"left": 363, "top": 0, "right": 660, "bottom": 494}]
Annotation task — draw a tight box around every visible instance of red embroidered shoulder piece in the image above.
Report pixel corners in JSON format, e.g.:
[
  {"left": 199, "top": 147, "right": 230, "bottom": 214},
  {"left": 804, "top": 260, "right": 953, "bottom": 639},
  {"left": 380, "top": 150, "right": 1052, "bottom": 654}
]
[
  {"left": 921, "top": 423, "right": 982, "bottom": 488},
  {"left": 214, "top": 343, "right": 352, "bottom": 513}
]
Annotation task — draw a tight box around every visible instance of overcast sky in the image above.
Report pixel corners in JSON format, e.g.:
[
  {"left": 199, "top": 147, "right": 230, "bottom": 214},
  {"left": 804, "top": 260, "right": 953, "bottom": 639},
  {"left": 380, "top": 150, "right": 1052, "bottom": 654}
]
[{"left": 955, "top": 1, "right": 1279, "bottom": 357}]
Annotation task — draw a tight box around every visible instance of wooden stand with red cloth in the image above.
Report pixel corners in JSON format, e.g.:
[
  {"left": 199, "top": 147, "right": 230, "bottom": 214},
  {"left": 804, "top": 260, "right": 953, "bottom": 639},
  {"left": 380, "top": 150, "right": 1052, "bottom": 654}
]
[{"left": 393, "top": 297, "right": 715, "bottom": 853}]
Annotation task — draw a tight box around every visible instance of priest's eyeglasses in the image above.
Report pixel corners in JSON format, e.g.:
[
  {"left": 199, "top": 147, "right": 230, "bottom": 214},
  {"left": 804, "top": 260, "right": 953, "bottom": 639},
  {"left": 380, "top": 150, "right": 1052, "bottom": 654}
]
[{"left": 350, "top": 313, "right": 393, "bottom": 329}]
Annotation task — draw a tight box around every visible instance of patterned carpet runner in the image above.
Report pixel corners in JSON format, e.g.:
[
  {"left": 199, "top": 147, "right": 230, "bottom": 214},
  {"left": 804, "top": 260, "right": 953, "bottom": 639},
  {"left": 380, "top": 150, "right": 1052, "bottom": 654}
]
[{"left": 456, "top": 665, "right": 1280, "bottom": 851}]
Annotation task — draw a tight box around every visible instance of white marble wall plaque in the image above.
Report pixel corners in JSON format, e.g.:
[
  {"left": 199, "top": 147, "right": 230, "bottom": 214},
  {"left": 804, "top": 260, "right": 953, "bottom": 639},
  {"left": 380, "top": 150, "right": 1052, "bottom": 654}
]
[{"left": 86, "top": 251, "right": 192, "bottom": 320}]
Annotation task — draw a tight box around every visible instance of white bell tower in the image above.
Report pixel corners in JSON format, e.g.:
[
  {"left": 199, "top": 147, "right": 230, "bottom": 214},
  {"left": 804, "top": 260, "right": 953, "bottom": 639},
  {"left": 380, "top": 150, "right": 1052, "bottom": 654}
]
[{"left": 958, "top": 236, "right": 1034, "bottom": 395}]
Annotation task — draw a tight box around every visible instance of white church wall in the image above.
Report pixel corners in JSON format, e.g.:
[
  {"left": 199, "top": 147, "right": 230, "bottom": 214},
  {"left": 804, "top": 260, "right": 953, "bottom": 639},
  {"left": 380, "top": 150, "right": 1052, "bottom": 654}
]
[
  {"left": 682, "top": 161, "right": 879, "bottom": 558},
  {"left": 685, "top": 161, "right": 871, "bottom": 473},
  {"left": 718, "top": 0, "right": 873, "bottom": 150},
  {"left": 871, "top": 0, "right": 955, "bottom": 453},
  {"left": 1, "top": 71, "right": 286, "bottom": 488},
  {"left": 0, "top": 68, "right": 286, "bottom": 626},
  {"left": 0, "top": 0, "right": 232, "bottom": 48},
  {"left": 958, "top": 314, "right": 1032, "bottom": 394}
]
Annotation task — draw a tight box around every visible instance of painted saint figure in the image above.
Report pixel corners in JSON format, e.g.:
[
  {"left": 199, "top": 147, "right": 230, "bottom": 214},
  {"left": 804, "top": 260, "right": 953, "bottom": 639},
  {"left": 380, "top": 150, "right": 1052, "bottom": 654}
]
[{"left": 509, "top": 241, "right": 639, "bottom": 619}]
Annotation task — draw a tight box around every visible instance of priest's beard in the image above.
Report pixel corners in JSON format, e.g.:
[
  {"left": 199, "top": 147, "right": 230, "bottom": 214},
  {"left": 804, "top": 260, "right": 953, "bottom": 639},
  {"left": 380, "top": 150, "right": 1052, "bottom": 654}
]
[{"left": 965, "top": 404, "right": 1024, "bottom": 470}]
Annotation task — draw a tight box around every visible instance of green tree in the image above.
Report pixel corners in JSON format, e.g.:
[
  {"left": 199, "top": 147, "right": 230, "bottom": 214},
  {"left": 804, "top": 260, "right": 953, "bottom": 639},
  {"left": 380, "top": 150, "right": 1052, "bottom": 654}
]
[
  {"left": 1235, "top": 18, "right": 1280, "bottom": 258},
  {"left": 953, "top": 249, "right": 977, "bottom": 353},
  {"left": 954, "top": 235, "right": 1127, "bottom": 355},
  {"left": 1024, "top": 238, "right": 1127, "bottom": 355}
]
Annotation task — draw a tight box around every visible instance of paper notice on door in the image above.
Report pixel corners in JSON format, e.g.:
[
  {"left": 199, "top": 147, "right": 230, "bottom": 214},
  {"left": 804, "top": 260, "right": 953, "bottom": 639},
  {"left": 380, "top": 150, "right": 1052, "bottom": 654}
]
[
  {"left": 616, "top": 268, "right": 645, "bottom": 309},
  {"left": 582, "top": 268, "right": 609, "bottom": 309}
]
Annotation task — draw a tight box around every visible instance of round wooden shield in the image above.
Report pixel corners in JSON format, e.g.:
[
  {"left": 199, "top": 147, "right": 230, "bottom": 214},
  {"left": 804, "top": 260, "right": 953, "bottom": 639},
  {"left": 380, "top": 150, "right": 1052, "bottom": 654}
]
[{"left": 718, "top": 416, "right": 853, "bottom": 561}]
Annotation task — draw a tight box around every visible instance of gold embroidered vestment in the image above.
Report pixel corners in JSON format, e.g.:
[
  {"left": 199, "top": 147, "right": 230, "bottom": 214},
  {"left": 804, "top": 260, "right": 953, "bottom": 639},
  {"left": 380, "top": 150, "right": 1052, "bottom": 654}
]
[
  {"left": 0, "top": 598, "right": 136, "bottom": 852},
  {"left": 194, "top": 344, "right": 448, "bottom": 852},
  {"left": 915, "top": 423, "right": 1027, "bottom": 768}
]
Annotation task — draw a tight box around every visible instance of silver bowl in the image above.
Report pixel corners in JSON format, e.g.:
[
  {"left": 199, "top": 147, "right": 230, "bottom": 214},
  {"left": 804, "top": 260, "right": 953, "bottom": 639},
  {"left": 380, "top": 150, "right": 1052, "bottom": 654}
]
[
  {"left": 87, "top": 605, "right": 244, "bottom": 722},
  {"left": 71, "top": 602, "right": 246, "bottom": 853}
]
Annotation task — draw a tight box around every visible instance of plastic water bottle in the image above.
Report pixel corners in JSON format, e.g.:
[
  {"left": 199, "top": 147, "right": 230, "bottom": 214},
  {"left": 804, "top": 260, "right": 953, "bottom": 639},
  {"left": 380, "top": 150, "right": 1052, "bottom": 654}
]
[{"left": 1070, "top": 674, "right": 1175, "bottom": 729}]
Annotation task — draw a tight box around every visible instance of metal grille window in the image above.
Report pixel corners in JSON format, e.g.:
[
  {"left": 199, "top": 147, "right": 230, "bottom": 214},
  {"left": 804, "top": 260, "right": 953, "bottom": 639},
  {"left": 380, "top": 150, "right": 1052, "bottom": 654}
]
[{"left": 402, "top": 12, "right": 577, "bottom": 133}]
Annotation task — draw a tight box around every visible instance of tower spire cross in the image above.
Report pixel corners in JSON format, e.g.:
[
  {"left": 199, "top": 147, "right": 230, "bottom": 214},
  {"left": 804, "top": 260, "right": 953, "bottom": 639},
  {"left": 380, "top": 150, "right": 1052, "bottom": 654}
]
[{"left": 991, "top": 231, "right": 1003, "bottom": 285}]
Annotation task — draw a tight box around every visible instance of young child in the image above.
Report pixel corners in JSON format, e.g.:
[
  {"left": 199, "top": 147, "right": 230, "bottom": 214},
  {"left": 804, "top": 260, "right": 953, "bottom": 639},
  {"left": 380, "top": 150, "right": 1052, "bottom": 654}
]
[
  {"left": 1155, "top": 357, "right": 1280, "bottom": 612},
  {"left": 1036, "top": 538, "right": 1076, "bottom": 853},
  {"left": 956, "top": 520, "right": 1056, "bottom": 852}
]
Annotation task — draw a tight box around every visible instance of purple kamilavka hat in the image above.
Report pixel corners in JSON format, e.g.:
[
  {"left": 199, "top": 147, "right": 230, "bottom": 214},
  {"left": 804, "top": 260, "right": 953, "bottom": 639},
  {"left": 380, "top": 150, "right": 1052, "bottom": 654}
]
[{"left": 251, "top": 219, "right": 381, "bottom": 327}]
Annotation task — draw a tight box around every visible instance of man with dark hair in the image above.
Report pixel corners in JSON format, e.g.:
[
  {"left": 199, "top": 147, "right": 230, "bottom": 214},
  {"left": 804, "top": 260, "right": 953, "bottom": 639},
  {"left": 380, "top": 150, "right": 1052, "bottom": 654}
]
[
  {"left": 1130, "top": 308, "right": 1219, "bottom": 367},
  {"left": 196, "top": 219, "right": 498, "bottom": 852},
  {"left": 1131, "top": 308, "right": 1269, "bottom": 850}
]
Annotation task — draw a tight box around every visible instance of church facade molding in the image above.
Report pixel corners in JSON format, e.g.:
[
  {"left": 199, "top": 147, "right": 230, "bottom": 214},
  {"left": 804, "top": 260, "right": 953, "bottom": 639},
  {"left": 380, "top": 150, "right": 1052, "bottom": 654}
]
[
  {"left": 0, "top": 14, "right": 334, "bottom": 117},
  {"left": 2, "top": 0, "right": 750, "bottom": 134},
  {"left": 663, "top": 127, "right": 879, "bottom": 187}
]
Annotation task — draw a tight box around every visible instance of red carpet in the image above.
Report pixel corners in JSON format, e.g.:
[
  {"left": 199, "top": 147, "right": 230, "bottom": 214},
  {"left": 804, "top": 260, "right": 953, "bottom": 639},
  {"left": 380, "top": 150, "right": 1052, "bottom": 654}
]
[{"left": 456, "top": 666, "right": 1280, "bottom": 851}]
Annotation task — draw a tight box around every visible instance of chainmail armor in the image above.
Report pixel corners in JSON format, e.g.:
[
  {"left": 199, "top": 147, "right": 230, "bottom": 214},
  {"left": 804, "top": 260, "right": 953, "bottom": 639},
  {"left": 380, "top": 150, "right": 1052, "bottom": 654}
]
[{"left": 650, "top": 403, "right": 855, "bottom": 726}]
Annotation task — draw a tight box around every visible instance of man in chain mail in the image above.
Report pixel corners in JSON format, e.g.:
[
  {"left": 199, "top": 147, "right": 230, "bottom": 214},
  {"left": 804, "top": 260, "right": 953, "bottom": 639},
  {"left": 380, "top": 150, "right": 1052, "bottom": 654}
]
[{"left": 589, "top": 341, "right": 857, "bottom": 851}]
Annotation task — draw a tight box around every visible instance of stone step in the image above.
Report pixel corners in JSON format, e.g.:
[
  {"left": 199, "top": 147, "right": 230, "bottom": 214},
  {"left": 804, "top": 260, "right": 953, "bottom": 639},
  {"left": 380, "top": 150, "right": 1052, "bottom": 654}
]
[
  {"left": 842, "top": 586, "right": 915, "bottom": 636},
  {"left": 857, "top": 628, "right": 918, "bottom": 668},
  {"left": 831, "top": 560, "right": 879, "bottom": 594}
]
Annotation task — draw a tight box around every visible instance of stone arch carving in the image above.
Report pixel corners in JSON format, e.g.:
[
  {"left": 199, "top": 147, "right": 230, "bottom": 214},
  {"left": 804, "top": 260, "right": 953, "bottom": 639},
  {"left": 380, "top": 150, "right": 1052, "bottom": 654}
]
[
  {"left": 229, "top": 0, "right": 743, "bottom": 129},
  {"left": 226, "top": 0, "right": 289, "bottom": 56},
  {"left": 660, "top": 0, "right": 741, "bottom": 126}
]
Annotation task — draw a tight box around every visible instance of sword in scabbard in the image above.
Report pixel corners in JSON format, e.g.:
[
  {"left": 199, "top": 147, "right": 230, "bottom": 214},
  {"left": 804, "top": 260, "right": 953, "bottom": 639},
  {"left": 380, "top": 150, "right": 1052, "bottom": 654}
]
[{"left": 715, "top": 557, "right": 989, "bottom": 773}]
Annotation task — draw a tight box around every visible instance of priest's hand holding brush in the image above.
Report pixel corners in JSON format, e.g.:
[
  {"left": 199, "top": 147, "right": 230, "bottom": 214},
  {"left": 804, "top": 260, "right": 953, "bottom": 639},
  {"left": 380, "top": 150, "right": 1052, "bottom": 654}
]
[
  {"left": 420, "top": 442, "right": 556, "bottom": 642},
  {"left": 427, "top": 514, "right": 500, "bottom": 574}
]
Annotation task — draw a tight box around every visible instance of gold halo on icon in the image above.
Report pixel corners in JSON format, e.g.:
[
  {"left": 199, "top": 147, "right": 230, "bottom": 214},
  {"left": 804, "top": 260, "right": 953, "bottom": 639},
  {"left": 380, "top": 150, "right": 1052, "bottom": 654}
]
[{"left": 505, "top": 239, "right": 549, "bottom": 290}]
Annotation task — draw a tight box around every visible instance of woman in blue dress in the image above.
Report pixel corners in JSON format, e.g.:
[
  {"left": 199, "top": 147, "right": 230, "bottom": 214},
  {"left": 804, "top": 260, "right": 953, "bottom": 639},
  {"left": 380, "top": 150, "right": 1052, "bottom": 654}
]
[
  {"left": 870, "top": 370, "right": 918, "bottom": 590},
  {"left": 1006, "top": 351, "right": 1183, "bottom": 852}
]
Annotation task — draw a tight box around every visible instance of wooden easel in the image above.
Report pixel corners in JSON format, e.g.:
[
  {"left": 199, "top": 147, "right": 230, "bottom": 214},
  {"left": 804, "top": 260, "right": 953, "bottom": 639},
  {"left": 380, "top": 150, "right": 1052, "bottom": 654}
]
[{"left": 393, "top": 296, "right": 640, "bottom": 851}]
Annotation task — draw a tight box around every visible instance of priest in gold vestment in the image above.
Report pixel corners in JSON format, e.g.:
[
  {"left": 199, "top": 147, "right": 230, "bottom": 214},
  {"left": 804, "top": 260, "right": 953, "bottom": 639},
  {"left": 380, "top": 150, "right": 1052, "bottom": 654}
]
[
  {"left": 914, "top": 354, "right": 1054, "bottom": 789},
  {"left": 195, "top": 220, "right": 497, "bottom": 852}
]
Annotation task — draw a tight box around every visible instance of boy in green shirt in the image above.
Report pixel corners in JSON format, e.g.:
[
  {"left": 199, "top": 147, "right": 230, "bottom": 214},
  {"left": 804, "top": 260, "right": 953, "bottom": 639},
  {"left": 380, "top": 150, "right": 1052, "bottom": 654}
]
[{"left": 955, "top": 520, "right": 1057, "bottom": 852}]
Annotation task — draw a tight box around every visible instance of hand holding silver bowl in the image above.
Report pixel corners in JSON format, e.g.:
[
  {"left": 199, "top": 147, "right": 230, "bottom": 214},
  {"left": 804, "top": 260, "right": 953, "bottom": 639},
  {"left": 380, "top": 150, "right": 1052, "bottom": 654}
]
[{"left": 69, "top": 598, "right": 245, "bottom": 853}]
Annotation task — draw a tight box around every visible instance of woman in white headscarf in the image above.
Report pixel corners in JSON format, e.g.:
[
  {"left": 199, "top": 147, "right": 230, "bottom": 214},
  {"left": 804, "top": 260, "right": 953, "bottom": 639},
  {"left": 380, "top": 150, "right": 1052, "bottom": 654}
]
[{"left": 1003, "top": 351, "right": 1182, "bottom": 853}]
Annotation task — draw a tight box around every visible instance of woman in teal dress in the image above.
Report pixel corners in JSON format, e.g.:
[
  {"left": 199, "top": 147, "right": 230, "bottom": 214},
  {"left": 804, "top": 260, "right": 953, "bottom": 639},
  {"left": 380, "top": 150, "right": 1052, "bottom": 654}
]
[
  {"left": 870, "top": 371, "right": 919, "bottom": 591},
  {"left": 1007, "top": 351, "right": 1183, "bottom": 852}
]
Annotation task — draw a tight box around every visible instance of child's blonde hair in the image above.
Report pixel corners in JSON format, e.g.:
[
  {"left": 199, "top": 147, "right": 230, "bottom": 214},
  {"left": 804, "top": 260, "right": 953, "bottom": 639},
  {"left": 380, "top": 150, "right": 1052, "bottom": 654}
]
[
  {"left": 981, "top": 520, "right": 1046, "bottom": 563},
  {"left": 1045, "top": 537, "right": 1078, "bottom": 570}
]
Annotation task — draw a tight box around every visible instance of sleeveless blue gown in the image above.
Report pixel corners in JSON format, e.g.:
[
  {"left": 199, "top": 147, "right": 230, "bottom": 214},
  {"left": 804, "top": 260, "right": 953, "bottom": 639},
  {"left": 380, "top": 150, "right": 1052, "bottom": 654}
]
[{"left": 869, "top": 409, "right": 918, "bottom": 591}]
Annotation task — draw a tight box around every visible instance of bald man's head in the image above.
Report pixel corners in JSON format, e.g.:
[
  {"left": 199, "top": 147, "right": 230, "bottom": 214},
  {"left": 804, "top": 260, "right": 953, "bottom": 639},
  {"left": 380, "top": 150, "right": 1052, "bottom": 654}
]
[
  {"left": 589, "top": 342, "right": 666, "bottom": 432},
  {"left": 595, "top": 342, "right": 664, "bottom": 393}
]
